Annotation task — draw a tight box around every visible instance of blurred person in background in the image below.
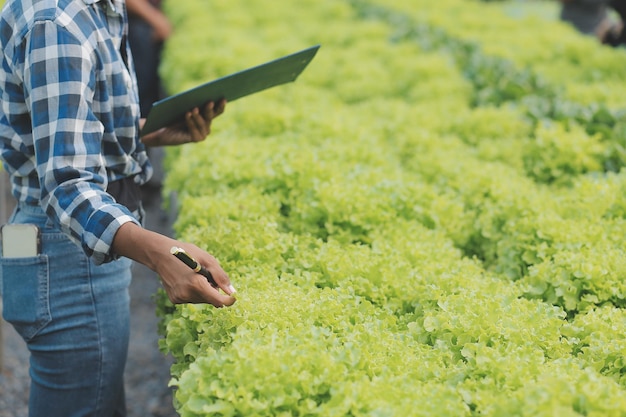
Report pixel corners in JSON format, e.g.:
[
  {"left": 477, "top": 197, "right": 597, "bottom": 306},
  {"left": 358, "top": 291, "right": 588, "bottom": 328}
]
[
  {"left": 126, "top": 0, "right": 170, "bottom": 117},
  {"left": 559, "top": 0, "right": 626, "bottom": 46},
  {"left": 607, "top": 0, "right": 626, "bottom": 44},
  {"left": 126, "top": 0, "right": 172, "bottom": 189}
]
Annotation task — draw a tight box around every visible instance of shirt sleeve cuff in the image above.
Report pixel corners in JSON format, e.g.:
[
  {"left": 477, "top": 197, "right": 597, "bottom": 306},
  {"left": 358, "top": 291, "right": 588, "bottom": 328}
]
[{"left": 82, "top": 204, "right": 141, "bottom": 265}]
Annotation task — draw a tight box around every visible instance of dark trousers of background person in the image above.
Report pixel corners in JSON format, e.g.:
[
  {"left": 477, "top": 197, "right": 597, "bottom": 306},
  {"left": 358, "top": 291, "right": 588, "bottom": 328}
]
[
  {"left": 128, "top": 16, "right": 166, "bottom": 188},
  {"left": 128, "top": 16, "right": 165, "bottom": 117}
]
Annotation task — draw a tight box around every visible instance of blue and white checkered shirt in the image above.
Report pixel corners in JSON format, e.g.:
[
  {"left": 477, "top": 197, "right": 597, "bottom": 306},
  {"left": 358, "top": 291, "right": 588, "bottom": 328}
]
[{"left": 0, "top": 0, "right": 152, "bottom": 264}]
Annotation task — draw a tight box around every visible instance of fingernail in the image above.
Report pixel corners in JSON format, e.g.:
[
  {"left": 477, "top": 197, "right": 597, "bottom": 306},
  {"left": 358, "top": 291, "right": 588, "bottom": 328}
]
[{"left": 228, "top": 285, "right": 237, "bottom": 294}]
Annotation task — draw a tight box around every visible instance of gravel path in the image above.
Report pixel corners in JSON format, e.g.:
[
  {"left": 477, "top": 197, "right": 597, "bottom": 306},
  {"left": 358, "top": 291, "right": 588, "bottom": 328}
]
[{"left": 0, "top": 180, "right": 179, "bottom": 417}]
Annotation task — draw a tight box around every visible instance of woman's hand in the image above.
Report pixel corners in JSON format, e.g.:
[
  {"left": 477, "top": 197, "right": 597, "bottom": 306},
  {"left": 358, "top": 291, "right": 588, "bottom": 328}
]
[
  {"left": 112, "top": 222, "right": 237, "bottom": 307},
  {"left": 140, "top": 99, "right": 226, "bottom": 147},
  {"left": 157, "top": 241, "right": 237, "bottom": 306}
]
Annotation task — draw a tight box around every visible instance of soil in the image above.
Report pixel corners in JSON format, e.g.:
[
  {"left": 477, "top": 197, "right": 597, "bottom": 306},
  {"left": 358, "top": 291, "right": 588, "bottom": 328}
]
[{"left": 0, "top": 178, "right": 180, "bottom": 417}]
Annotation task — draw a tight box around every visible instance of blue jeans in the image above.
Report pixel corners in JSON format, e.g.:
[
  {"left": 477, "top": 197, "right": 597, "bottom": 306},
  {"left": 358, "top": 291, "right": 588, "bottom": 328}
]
[{"left": 0, "top": 204, "right": 132, "bottom": 417}]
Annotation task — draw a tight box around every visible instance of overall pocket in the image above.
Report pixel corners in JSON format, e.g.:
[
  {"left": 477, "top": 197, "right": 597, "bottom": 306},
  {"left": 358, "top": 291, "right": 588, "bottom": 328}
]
[{"left": 1, "top": 255, "right": 51, "bottom": 341}]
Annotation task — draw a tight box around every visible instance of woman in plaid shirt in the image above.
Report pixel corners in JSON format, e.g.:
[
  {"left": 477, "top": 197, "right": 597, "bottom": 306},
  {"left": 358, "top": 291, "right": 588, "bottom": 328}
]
[{"left": 0, "top": 1, "right": 236, "bottom": 415}]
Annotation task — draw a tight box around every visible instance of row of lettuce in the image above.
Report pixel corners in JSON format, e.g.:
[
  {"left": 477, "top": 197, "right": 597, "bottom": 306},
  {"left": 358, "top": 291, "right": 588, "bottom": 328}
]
[{"left": 158, "top": 0, "right": 626, "bottom": 416}]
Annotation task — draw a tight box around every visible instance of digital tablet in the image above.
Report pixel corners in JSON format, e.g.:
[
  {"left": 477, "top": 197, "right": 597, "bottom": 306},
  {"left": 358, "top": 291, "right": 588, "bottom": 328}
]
[{"left": 141, "top": 44, "right": 321, "bottom": 136}]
